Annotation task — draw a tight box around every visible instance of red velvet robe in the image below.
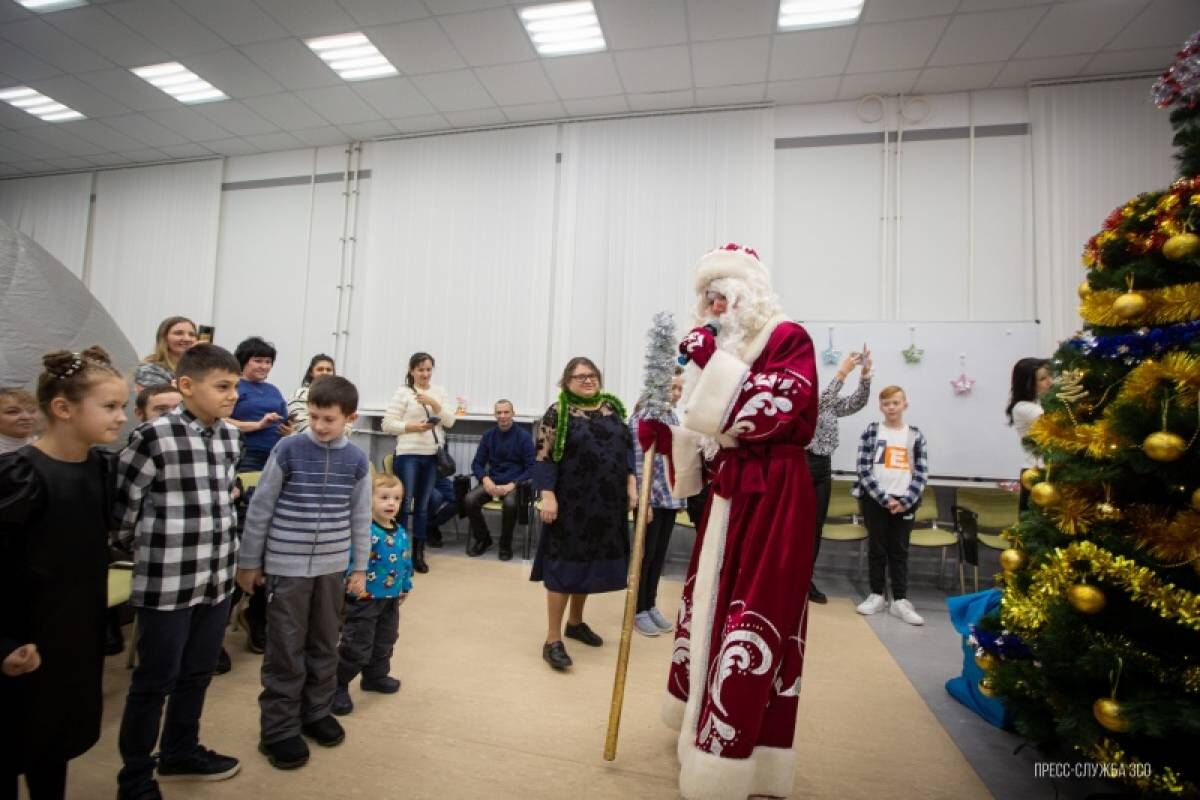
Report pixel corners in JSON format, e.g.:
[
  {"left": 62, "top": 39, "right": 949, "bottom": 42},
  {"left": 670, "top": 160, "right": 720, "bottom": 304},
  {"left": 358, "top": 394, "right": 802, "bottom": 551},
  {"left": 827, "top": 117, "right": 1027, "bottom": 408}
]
[{"left": 662, "top": 316, "right": 818, "bottom": 800}]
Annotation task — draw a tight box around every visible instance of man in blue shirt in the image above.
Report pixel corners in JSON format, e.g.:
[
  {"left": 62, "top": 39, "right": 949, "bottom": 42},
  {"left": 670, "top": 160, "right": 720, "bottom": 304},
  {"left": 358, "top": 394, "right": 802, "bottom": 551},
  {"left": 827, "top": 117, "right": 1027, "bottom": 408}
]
[{"left": 465, "top": 399, "right": 535, "bottom": 561}]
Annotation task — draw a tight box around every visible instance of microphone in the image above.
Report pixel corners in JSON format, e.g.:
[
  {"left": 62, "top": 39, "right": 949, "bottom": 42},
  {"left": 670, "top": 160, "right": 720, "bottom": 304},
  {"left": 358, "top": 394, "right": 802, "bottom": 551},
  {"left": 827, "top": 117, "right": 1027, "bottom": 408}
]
[{"left": 677, "top": 321, "right": 721, "bottom": 365}]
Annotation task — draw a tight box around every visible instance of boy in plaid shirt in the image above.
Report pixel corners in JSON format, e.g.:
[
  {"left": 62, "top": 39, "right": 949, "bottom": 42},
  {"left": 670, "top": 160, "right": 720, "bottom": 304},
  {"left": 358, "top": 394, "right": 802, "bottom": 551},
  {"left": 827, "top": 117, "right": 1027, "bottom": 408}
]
[
  {"left": 113, "top": 344, "right": 244, "bottom": 800},
  {"left": 852, "top": 385, "right": 929, "bottom": 626}
]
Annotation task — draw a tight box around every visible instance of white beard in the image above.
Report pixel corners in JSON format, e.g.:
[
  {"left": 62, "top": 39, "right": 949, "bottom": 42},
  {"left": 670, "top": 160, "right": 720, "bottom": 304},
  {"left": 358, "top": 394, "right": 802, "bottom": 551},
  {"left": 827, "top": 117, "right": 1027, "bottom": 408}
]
[{"left": 679, "top": 306, "right": 756, "bottom": 460}]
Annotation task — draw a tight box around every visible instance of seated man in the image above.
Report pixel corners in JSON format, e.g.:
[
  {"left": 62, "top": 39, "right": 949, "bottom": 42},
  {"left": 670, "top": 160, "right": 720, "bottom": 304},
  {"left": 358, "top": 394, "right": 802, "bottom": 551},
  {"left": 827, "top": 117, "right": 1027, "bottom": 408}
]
[{"left": 464, "top": 399, "right": 534, "bottom": 561}]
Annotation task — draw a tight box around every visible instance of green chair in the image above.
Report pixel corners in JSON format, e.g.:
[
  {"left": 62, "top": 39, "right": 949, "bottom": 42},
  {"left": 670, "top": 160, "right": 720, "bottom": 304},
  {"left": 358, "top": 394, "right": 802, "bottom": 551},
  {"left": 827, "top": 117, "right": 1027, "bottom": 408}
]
[
  {"left": 910, "top": 528, "right": 958, "bottom": 589},
  {"left": 108, "top": 562, "right": 137, "bottom": 668},
  {"left": 914, "top": 493, "right": 940, "bottom": 527},
  {"left": 955, "top": 486, "right": 1020, "bottom": 531}
]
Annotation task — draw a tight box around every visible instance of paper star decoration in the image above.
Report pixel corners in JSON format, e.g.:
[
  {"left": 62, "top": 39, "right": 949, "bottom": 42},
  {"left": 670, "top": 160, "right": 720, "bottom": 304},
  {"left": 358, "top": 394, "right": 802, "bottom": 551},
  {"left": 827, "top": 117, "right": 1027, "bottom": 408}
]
[
  {"left": 951, "top": 373, "right": 976, "bottom": 394},
  {"left": 821, "top": 327, "right": 841, "bottom": 366}
]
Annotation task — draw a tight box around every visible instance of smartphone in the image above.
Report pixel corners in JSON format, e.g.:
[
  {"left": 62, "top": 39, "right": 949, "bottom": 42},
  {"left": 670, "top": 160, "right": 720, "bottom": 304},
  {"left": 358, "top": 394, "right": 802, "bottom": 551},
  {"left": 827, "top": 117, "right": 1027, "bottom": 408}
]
[{"left": 427, "top": 416, "right": 441, "bottom": 426}]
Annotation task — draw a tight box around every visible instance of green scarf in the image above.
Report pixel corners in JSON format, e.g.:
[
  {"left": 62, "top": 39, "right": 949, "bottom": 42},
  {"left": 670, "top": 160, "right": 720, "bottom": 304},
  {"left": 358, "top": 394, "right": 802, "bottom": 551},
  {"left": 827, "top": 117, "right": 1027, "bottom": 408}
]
[{"left": 553, "top": 389, "right": 626, "bottom": 462}]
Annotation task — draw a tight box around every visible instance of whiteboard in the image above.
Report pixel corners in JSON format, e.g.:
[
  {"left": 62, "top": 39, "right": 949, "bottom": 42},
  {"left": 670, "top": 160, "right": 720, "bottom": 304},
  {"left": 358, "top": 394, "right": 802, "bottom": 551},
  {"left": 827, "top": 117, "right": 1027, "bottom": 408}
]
[{"left": 804, "top": 321, "right": 1042, "bottom": 481}]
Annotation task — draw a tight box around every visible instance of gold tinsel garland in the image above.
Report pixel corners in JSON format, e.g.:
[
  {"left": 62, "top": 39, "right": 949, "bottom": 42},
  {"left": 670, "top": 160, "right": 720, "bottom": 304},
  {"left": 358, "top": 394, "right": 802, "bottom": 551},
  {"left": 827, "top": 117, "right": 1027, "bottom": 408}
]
[
  {"left": 1045, "top": 485, "right": 1102, "bottom": 535},
  {"left": 1120, "top": 352, "right": 1200, "bottom": 406},
  {"left": 1082, "top": 629, "right": 1200, "bottom": 694},
  {"left": 1080, "top": 282, "right": 1200, "bottom": 326},
  {"left": 1028, "top": 412, "right": 1126, "bottom": 459},
  {"left": 1084, "top": 739, "right": 1192, "bottom": 797},
  {"left": 1002, "top": 541, "right": 1200, "bottom": 633},
  {"left": 1126, "top": 505, "right": 1200, "bottom": 569}
]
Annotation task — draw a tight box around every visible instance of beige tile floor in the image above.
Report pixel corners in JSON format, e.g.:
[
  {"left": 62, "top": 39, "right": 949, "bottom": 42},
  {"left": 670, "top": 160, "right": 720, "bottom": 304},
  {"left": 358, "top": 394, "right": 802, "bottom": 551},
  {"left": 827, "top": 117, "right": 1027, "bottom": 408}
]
[{"left": 62, "top": 553, "right": 991, "bottom": 799}]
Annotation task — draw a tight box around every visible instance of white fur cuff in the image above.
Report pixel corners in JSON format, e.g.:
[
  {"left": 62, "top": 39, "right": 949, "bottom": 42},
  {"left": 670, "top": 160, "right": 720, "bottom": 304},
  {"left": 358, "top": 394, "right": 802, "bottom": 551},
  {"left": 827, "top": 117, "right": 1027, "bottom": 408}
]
[{"left": 681, "top": 350, "right": 747, "bottom": 437}]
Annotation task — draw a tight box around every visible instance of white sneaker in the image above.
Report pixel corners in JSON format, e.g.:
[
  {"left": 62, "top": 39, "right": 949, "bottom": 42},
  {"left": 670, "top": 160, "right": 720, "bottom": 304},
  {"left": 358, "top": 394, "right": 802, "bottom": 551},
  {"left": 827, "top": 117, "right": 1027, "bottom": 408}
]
[
  {"left": 856, "top": 593, "right": 887, "bottom": 615},
  {"left": 634, "top": 611, "right": 660, "bottom": 637},
  {"left": 647, "top": 607, "right": 674, "bottom": 632},
  {"left": 889, "top": 598, "right": 925, "bottom": 626}
]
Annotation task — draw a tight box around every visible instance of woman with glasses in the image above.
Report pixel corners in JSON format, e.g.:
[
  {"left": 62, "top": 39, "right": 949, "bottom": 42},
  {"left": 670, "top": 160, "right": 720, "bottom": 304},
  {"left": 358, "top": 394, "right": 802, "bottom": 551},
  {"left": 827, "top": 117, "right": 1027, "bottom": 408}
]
[{"left": 532, "top": 357, "right": 637, "bottom": 671}]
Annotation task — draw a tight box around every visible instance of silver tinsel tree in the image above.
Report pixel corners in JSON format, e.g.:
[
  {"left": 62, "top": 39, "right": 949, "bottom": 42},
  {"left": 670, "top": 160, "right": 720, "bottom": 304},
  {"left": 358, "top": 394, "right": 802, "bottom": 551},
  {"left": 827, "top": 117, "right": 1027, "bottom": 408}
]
[{"left": 641, "top": 311, "right": 677, "bottom": 422}]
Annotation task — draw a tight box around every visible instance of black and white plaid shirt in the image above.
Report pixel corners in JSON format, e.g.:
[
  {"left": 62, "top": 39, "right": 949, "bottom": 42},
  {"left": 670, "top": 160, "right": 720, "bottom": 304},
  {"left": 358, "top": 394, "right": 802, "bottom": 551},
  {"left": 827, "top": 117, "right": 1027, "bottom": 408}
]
[{"left": 114, "top": 406, "right": 243, "bottom": 610}]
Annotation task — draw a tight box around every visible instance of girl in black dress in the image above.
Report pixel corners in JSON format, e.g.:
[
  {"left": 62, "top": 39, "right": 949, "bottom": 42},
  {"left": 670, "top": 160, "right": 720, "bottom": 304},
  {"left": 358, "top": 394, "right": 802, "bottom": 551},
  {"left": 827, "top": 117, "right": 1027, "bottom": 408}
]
[
  {"left": 1, "top": 347, "right": 128, "bottom": 800},
  {"left": 532, "top": 357, "right": 636, "bottom": 671}
]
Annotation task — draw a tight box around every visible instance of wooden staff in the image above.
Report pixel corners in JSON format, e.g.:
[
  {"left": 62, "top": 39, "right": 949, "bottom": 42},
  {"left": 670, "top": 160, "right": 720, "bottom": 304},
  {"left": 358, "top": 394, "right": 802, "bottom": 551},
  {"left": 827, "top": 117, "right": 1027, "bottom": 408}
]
[{"left": 603, "top": 443, "right": 656, "bottom": 761}]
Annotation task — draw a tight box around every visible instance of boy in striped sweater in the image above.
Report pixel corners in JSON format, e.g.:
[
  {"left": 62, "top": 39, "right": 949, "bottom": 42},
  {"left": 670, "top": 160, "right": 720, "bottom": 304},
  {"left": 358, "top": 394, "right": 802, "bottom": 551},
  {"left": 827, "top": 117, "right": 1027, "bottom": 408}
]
[{"left": 236, "top": 376, "right": 371, "bottom": 770}]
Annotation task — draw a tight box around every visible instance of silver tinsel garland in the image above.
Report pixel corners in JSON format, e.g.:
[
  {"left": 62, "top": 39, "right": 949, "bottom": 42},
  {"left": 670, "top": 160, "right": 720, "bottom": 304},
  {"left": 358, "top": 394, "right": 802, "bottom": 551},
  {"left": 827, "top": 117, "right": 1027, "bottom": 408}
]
[{"left": 641, "top": 311, "right": 677, "bottom": 422}]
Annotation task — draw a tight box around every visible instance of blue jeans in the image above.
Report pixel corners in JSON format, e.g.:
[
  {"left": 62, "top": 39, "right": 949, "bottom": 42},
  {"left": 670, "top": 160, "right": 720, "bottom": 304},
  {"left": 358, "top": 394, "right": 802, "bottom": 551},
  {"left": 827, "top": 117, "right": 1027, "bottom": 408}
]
[{"left": 393, "top": 453, "right": 437, "bottom": 541}]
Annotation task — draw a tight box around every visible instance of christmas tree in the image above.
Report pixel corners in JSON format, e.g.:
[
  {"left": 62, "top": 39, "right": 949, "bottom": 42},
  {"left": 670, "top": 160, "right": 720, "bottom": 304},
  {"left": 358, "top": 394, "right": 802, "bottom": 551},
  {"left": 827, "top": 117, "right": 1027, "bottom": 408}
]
[{"left": 980, "top": 33, "right": 1200, "bottom": 798}]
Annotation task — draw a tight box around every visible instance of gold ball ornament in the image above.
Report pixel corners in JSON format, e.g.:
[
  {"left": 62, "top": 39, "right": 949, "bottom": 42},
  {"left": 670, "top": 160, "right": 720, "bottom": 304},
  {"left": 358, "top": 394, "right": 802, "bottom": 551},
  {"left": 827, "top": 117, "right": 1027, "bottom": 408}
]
[
  {"left": 975, "top": 652, "right": 997, "bottom": 671},
  {"left": 1067, "top": 583, "right": 1107, "bottom": 614},
  {"left": 1093, "top": 697, "right": 1132, "bottom": 733},
  {"left": 978, "top": 678, "right": 997, "bottom": 699},
  {"left": 1112, "top": 291, "right": 1148, "bottom": 320},
  {"left": 1162, "top": 232, "right": 1200, "bottom": 261},
  {"left": 1030, "top": 481, "right": 1062, "bottom": 508},
  {"left": 1143, "top": 431, "right": 1187, "bottom": 462},
  {"left": 1095, "top": 501, "right": 1122, "bottom": 522},
  {"left": 1019, "top": 468, "right": 1041, "bottom": 491},
  {"left": 999, "top": 548, "right": 1028, "bottom": 573},
  {"left": 1077, "top": 281, "right": 1093, "bottom": 299},
  {"left": 1192, "top": 487, "right": 1200, "bottom": 512}
]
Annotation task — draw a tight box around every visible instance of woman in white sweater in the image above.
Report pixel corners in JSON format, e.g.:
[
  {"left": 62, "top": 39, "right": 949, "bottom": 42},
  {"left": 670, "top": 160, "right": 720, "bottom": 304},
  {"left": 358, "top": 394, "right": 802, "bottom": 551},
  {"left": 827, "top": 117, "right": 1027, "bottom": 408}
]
[
  {"left": 382, "top": 351, "right": 456, "bottom": 573},
  {"left": 1006, "top": 357, "right": 1052, "bottom": 511}
]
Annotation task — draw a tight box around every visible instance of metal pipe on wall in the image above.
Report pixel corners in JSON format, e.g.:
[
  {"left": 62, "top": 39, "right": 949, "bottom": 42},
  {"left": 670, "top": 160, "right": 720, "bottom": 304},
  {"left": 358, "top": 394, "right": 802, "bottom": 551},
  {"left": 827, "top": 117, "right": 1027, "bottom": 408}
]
[
  {"left": 337, "top": 142, "right": 363, "bottom": 368},
  {"left": 331, "top": 145, "right": 353, "bottom": 359}
]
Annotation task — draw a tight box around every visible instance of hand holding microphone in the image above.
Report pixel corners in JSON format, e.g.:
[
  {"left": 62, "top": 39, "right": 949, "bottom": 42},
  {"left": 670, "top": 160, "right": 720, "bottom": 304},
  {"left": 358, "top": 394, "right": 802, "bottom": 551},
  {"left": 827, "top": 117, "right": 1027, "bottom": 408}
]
[{"left": 678, "top": 321, "right": 720, "bottom": 368}]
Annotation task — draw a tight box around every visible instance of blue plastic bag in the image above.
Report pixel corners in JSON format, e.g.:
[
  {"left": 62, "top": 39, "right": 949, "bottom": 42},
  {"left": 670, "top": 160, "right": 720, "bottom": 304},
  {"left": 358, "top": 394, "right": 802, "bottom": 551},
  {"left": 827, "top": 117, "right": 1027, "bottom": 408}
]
[{"left": 944, "top": 588, "right": 1012, "bottom": 730}]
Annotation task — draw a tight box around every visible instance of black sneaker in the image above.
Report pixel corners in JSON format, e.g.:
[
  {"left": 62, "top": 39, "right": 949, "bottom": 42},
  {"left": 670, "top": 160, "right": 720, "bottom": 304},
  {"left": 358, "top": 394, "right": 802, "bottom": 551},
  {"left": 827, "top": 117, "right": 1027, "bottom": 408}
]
[
  {"left": 331, "top": 685, "right": 353, "bottom": 716},
  {"left": 259, "top": 736, "right": 309, "bottom": 770},
  {"left": 498, "top": 544, "right": 513, "bottom": 561},
  {"left": 212, "top": 647, "right": 231, "bottom": 676},
  {"left": 116, "top": 780, "right": 163, "bottom": 800},
  {"left": 542, "top": 641, "right": 572, "bottom": 670},
  {"left": 808, "top": 584, "right": 828, "bottom": 605},
  {"left": 467, "top": 535, "right": 493, "bottom": 557},
  {"left": 301, "top": 715, "right": 345, "bottom": 747},
  {"left": 361, "top": 675, "right": 401, "bottom": 694},
  {"left": 564, "top": 621, "right": 603, "bottom": 647},
  {"left": 157, "top": 746, "right": 240, "bottom": 782}
]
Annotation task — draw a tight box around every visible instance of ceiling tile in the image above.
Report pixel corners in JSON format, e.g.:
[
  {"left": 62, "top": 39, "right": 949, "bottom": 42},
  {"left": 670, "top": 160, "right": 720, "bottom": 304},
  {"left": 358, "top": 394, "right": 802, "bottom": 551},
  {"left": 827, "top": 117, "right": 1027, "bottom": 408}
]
[
  {"left": 1106, "top": 0, "right": 1200, "bottom": 51},
  {"left": 929, "top": 7, "right": 1047, "bottom": 65},
  {"left": 143, "top": 107, "right": 234, "bottom": 141},
  {"left": 423, "top": 0, "right": 509, "bottom": 12},
  {"left": 44, "top": 156, "right": 95, "bottom": 170},
  {"left": 242, "top": 93, "right": 329, "bottom": 130},
  {"left": 203, "top": 137, "right": 260, "bottom": 156},
  {"left": 543, "top": 53, "right": 622, "bottom": 99},
  {"left": 76, "top": 68, "right": 180, "bottom": 112},
  {"left": 598, "top": 0, "right": 687, "bottom": 50},
  {"left": 336, "top": 120, "right": 398, "bottom": 140},
  {"left": 173, "top": 0, "right": 289, "bottom": 46},
  {"left": 562, "top": 95, "right": 630, "bottom": 116},
  {"left": 105, "top": 0, "right": 229, "bottom": 56},
  {"left": 475, "top": 61, "right": 557, "bottom": 105},
  {"left": 847, "top": 18, "right": 949, "bottom": 73},
  {"left": 769, "top": 28, "right": 856, "bottom": 81},
  {"left": 628, "top": 89, "right": 694, "bottom": 111},
  {"left": 239, "top": 38, "right": 343, "bottom": 91},
  {"left": 85, "top": 153, "right": 135, "bottom": 167},
  {"left": 95, "top": 113, "right": 191, "bottom": 148},
  {"left": 351, "top": 76, "right": 436, "bottom": 118},
  {"left": 369, "top": 19, "right": 466, "bottom": 74},
  {"left": 439, "top": 8, "right": 535, "bottom": 66},
  {"left": 338, "top": 0, "right": 428, "bottom": 27},
  {"left": 291, "top": 126, "right": 351, "bottom": 146},
  {"left": 158, "top": 143, "right": 216, "bottom": 159},
  {"left": 956, "top": 0, "right": 1052, "bottom": 10},
  {"left": 837, "top": 69, "right": 920, "bottom": 99},
  {"left": 389, "top": 113, "right": 450, "bottom": 133},
  {"left": 1081, "top": 46, "right": 1179, "bottom": 76},
  {"left": 691, "top": 37, "right": 769, "bottom": 88},
  {"left": 175, "top": 49, "right": 284, "bottom": 99},
  {"left": 992, "top": 54, "right": 1090, "bottom": 86},
  {"left": 0, "top": 4, "right": 31, "bottom": 25},
  {"left": 0, "top": 130, "right": 56, "bottom": 159},
  {"left": 443, "top": 107, "right": 507, "bottom": 127},
  {"left": 695, "top": 83, "right": 765, "bottom": 105},
  {"left": 411, "top": 69, "right": 495, "bottom": 111},
  {"left": 1016, "top": 0, "right": 1144, "bottom": 59},
  {"left": 46, "top": 7, "right": 169, "bottom": 68},
  {"left": 685, "top": 0, "right": 774, "bottom": 42},
  {"left": 190, "top": 101, "right": 280, "bottom": 136},
  {"left": 295, "top": 85, "right": 382, "bottom": 125},
  {"left": 863, "top": 0, "right": 961, "bottom": 22},
  {"left": 501, "top": 100, "right": 566, "bottom": 122},
  {"left": 21, "top": 124, "right": 104, "bottom": 156},
  {"left": 123, "top": 148, "right": 170, "bottom": 162},
  {"left": 26, "top": 75, "right": 130, "bottom": 118},
  {"left": 0, "top": 18, "right": 112, "bottom": 73},
  {"left": 766, "top": 76, "right": 841, "bottom": 105},
  {"left": 242, "top": 131, "right": 306, "bottom": 151},
  {"left": 0, "top": 43, "right": 61, "bottom": 82},
  {"left": 0, "top": 103, "right": 43, "bottom": 131},
  {"left": 914, "top": 62, "right": 1004, "bottom": 93},
  {"left": 614, "top": 45, "right": 692, "bottom": 93},
  {"left": 252, "top": 0, "right": 359, "bottom": 38},
  {"left": 58, "top": 120, "right": 149, "bottom": 153}
]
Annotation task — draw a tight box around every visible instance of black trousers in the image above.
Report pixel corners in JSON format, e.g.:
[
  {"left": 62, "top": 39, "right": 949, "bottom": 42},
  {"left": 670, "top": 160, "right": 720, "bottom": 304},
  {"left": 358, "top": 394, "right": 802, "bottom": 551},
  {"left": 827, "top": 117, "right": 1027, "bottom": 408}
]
[
  {"left": 463, "top": 481, "right": 529, "bottom": 543},
  {"left": 337, "top": 596, "right": 400, "bottom": 685},
  {"left": 805, "top": 452, "right": 832, "bottom": 567},
  {"left": 860, "top": 497, "right": 916, "bottom": 600},
  {"left": 637, "top": 507, "right": 678, "bottom": 613},
  {"left": 4, "top": 760, "right": 67, "bottom": 800}
]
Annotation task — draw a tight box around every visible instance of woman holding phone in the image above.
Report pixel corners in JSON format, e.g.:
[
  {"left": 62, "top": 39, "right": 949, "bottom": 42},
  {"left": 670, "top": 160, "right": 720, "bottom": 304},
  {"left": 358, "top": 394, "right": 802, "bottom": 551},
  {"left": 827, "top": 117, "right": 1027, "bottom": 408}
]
[{"left": 382, "top": 352, "right": 456, "bottom": 574}]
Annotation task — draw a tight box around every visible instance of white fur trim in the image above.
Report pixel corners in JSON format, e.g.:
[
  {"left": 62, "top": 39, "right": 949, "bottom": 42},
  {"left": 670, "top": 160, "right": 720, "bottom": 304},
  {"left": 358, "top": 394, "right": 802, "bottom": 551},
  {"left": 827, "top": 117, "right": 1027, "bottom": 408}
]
[
  {"left": 662, "top": 693, "right": 686, "bottom": 731},
  {"left": 668, "top": 425, "right": 705, "bottom": 499},
  {"left": 679, "top": 744, "right": 796, "bottom": 800},
  {"left": 694, "top": 249, "right": 769, "bottom": 294},
  {"left": 682, "top": 350, "right": 748, "bottom": 437},
  {"left": 739, "top": 314, "right": 789, "bottom": 365}
]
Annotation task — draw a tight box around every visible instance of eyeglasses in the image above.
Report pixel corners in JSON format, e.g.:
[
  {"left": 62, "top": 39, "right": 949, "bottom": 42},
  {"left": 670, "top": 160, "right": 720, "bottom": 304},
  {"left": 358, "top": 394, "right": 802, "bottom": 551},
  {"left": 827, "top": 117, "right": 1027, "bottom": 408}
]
[{"left": 570, "top": 373, "right": 599, "bottom": 383}]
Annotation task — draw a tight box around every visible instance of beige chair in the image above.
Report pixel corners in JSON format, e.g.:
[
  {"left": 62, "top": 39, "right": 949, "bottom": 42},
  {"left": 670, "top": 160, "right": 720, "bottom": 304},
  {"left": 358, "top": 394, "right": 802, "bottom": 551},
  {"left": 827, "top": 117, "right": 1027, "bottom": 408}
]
[
  {"left": 822, "top": 481, "right": 867, "bottom": 579},
  {"left": 955, "top": 486, "right": 1020, "bottom": 531},
  {"left": 108, "top": 562, "right": 137, "bottom": 668},
  {"left": 910, "top": 528, "right": 958, "bottom": 589}
]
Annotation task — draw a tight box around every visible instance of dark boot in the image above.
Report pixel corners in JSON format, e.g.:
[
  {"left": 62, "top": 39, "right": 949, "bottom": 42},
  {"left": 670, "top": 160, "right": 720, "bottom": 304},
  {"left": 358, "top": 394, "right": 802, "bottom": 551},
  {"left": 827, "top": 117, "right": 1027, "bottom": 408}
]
[
  {"left": 467, "top": 527, "right": 493, "bottom": 557},
  {"left": 412, "top": 539, "right": 429, "bottom": 573},
  {"left": 426, "top": 527, "right": 444, "bottom": 548},
  {"left": 498, "top": 531, "right": 513, "bottom": 561}
]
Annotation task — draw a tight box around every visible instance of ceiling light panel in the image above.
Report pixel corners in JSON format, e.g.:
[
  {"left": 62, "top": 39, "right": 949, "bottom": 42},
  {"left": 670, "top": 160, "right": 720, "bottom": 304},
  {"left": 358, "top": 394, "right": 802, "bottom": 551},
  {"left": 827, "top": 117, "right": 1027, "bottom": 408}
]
[
  {"left": 519, "top": 1, "right": 606, "bottom": 57},
  {"left": 305, "top": 32, "right": 398, "bottom": 82},
  {"left": 0, "top": 86, "right": 84, "bottom": 121},
  {"left": 778, "top": 0, "right": 864, "bottom": 32},
  {"left": 131, "top": 62, "right": 228, "bottom": 104},
  {"left": 15, "top": 0, "right": 87, "bottom": 12}
]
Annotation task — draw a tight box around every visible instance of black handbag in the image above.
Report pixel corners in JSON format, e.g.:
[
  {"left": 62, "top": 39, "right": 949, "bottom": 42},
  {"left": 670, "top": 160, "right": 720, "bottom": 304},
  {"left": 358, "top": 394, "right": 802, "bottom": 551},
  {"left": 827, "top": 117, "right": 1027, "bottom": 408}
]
[{"left": 425, "top": 405, "right": 456, "bottom": 477}]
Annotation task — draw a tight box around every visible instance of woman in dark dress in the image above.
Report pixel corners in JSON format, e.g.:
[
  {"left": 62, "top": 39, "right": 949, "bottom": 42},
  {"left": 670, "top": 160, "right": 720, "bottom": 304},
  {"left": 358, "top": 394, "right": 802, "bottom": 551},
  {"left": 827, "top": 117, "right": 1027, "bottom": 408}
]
[
  {"left": 532, "top": 357, "right": 636, "bottom": 671},
  {"left": 1, "top": 347, "right": 128, "bottom": 800}
]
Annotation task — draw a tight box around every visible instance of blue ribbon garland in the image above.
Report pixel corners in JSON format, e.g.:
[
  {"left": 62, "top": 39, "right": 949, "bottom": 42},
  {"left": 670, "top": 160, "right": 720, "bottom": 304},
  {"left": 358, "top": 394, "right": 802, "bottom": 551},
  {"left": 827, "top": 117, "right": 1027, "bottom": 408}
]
[{"left": 1066, "top": 319, "right": 1200, "bottom": 362}]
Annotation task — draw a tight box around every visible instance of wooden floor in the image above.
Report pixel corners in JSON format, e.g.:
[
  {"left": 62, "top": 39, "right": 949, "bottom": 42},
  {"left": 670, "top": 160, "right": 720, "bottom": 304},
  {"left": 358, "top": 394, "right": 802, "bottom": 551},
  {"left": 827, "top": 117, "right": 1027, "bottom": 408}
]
[{"left": 60, "top": 552, "right": 991, "bottom": 799}]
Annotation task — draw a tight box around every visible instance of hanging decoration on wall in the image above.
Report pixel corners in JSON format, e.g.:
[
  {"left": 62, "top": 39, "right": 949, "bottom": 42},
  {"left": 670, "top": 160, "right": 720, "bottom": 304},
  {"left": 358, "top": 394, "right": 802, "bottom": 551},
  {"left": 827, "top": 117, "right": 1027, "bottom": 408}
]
[
  {"left": 902, "top": 326, "right": 924, "bottom": 364},
  {"left": 820, "top": 326, "right": 841, "bottom": 366},
  {"left": 951, "top": 353, "right": 976, "bottom": 395}
]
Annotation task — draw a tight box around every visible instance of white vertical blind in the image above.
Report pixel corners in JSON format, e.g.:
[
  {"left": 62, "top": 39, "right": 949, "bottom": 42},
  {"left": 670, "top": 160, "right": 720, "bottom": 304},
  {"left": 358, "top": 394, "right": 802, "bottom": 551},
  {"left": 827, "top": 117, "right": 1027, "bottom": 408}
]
[
  {"left": 0, "top": 173, "right": 93, "bottom": 277},
  {"left": 89, "top": 160, "right": 223, "bottom": 352},
  {"left": 1030, "top": 78, "right": 1177, "bottom": 351}
]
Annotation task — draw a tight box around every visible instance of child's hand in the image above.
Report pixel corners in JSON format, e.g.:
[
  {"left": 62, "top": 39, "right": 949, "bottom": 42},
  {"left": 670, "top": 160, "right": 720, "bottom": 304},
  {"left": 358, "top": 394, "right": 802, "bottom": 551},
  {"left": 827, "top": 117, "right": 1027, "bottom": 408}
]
[
  {"left": 259, "top": 412, "right": 282, "bottom": 430},
  {"left": 398, "top": 592, "right": 409, "bottom": 605},
  {"left": 346, "top": 571, "right": 367, "bottom": 597},
  {"left": 236, "top": 568, "right": 264, "bottom": 594},
  {"left": 2, "top": 643, "right": 41, "bottom": 677},
  {"left": 886, "top": 498, "right": 904, "bottom": 514}
]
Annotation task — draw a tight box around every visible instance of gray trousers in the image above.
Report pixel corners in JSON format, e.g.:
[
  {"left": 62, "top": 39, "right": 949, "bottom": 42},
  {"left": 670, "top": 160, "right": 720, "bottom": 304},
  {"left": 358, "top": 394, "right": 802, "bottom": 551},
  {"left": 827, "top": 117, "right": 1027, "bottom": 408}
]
[
  {"left": 259, "top": 573, "right": 344, "bottom": 744},
  {"left": 337, "top": 596, "right": 400, "bottom": 686}
]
